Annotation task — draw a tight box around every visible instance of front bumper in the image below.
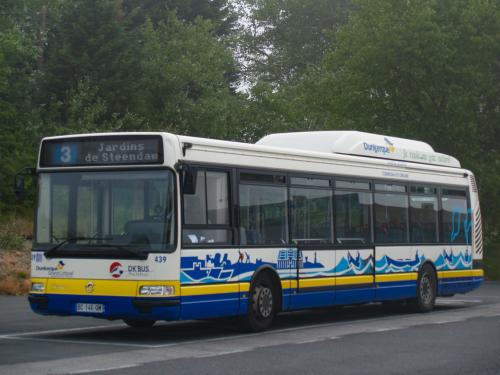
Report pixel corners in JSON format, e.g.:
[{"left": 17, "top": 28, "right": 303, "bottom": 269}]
[{"left": 28, "top": 293, "right": 181, "bottom": 320}]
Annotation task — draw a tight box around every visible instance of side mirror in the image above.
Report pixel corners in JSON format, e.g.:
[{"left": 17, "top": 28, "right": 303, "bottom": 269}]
[
  {"left": 14, "top": 175, "right": 26, "bottom": 201},
  {"left": 174, "top": 162, "right": 198, "bottom": 195},
  {"left": 14, "top": 167, "right": 36, "bottom": 202},
  {"left": 183, "top": 166, "right": 198, "bottom": 195}
]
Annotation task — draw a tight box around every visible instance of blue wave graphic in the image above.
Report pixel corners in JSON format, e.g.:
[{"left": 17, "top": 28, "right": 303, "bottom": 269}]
[
  {"left": 376, "top": 252, "right": 425, "bottom": 273},
  {"left": 332, "top": 251, "right": 373, "bottom": 275},
  {"left": 180, "top": 248, "right": 472, "bottom": 283},
  {"left": 434, "top": 249, "right": 472, "bottom": 270}
]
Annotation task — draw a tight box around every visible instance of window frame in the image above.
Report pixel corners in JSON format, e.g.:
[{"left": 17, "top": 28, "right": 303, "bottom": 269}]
[
  {"left": 34, "top": 167, "right": 179, "bottom": 255},
  {"left": 289, "top": 173, "right": 334, "bottom": 245},
  {"left": 409, "top": 185, "right": 439, "bottom": 244},
  {"left": 178, "top": 161, "right": 471, "bottom": 249},
  {"left": 439, "top": 185, "right": 471, "bottom": 245},
  {"left": 237, "top": 168, "right": 290, "bottom": 247},
  {"left": 373, "top": 180, "right": 410, "bottom": 245},
  {"left": 333, "top": 178, "right": 374, "bottom": 245},
  {"left": 181, "top": 164, "right": 234, "bottom": 248}
]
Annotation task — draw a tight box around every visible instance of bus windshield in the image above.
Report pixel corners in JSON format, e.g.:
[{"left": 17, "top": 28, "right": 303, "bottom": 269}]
[{"left": 35, "top": 170, "right": 176, "bottom": 256}]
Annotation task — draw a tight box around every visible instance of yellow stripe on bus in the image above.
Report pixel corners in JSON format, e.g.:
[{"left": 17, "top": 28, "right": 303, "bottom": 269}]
[
  {"left": 34, "top": 278, "right": 180, "bottom": 297},
  {"left": 438, "top": 269, "right": 484, "bottom": 279},
  {"left": 286, "top": 275, "right": 374, "bottom": 290},
  {"left": 31, "top": 269, "right": 483, "bottom": 298},
  {"left": 336, "top": 275, "right": 374, "bottom": 286},
  {"left": 375, "top": 273, "right": 418, "bottom": 283},
  {"left": 180, "top": 283, "right": 240, "bottom": 296},
  {"left": 299, "top": 277, "right": 336, "bottom": 289}
]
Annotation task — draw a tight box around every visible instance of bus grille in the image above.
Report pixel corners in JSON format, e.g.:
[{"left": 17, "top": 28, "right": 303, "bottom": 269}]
[
  {"left": 470, "top": 175, "right": 478, "bottom": 192},
  {"left": 474, "top": 208, "right": 483, "bottom": 255}
]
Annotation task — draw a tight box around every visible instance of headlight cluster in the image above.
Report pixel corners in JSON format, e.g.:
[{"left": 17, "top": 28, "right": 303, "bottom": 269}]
[
  {"left": 31, "top": 282, "right": 45, "bottom": 293},
  {"left": 139, "top": 285, "right": 175, "bottom": 296}
]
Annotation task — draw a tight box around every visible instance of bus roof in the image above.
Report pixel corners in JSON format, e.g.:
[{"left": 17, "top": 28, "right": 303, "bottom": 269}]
[
  {"left": 39, "top": 131, "right": 463, "bottom": 173},
  {"left": 257, "top": 131, "right": 460, "bottom": 168}
]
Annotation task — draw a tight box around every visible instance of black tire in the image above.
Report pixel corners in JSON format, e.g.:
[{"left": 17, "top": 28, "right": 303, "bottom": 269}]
[
  {"left": 243, "top": 273, "right": 277, "bottom": 332},
  {"left": 410, "top": 264, "right": 437, "bottom": 313},
  {"left": 123, "top": 318, "right": 156, "bottom": 328}
]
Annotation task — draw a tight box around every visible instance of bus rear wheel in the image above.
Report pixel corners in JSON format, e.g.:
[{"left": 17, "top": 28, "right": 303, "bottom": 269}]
[
  {"left": 123, "top": 318, "right": 156, "bottom": 328},
  {"left": 244, "top": 273, "right": 277, "bottom": 332},
  {"left": 410, "top": 264, "right": 437, "bottom": 313}
]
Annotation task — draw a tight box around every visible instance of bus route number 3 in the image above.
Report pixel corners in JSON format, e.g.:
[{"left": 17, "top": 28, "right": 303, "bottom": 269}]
[
  {"left": 55, "top": 144, "right": 77, "bottom": 164},
  {"left": 60, "top": 146, "right": 72, "bottom": 162},
  {"left": 155, "top": 256, "right": 167, "bottom": 263}
]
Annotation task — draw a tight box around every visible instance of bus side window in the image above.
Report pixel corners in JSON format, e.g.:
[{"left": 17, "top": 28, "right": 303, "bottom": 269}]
[
  {"left": 290, "top": 186, "right": 332, "bottom": 244},
  {"left": 239, "top": 173, "right": 288, "bottom": 246},
  {"left": 409, "top": 186, "right": 438, "bottom": 243},
  {"left": 440, "top": 189, "right": 468, "bottom": 244},
  {"left": 374, "top": 190, "right": 409, "bottom": 244},
  {"left": 182, "top": 169, "right": 232, "bottom": 245},
  {"left": 334, "top": 190, "right": 372, "bottom": 244}
]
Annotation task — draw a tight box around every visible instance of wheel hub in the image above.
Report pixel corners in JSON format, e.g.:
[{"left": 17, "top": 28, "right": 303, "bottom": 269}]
[
  {"left": 420, "top": 274, "right": 432, "bottom": 305},
  {"left": 254, "top": 286, "right": 273, "bottom": 319}
]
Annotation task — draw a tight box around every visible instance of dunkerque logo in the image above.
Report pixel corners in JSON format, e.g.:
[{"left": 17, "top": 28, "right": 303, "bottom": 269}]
[
  {"left": 363, "top": 137, "right": 395, "bottom": 155},
  {"left": 384, "top": 137, "right": 396, "bottom": 153},
  {"left": 109, "top": 262, "right": 123, "bottom": 278},
  {"left": 57, "top": 260, "right": 65, "bottom": 270}
]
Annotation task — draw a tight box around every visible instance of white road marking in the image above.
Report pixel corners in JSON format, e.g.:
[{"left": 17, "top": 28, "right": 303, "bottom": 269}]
[
  {"left": 436, "top": 299, "right": 482, "bottom": 304},
  {"left": 370, "top": 327, "right": 398, "bottom": 333},
  {"left": 0, "top": 323, "right": 124, "bottom": 339},
  {"left": 65, "top": 364, "right": 140, "bottom": 374},
  {"left": 0, "top": 299, "right": 488, "bottom": 350},
  {"left": 0, "top": 335, "right": 154, "bottom": 348},
  {"left": 1, "top": 302, "right": 499, "bottom": 375}
]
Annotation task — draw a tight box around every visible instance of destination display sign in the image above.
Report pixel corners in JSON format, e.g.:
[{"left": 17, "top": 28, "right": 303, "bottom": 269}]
[{"left": 40, "top": 135, "right": 164, "bottom": 167}]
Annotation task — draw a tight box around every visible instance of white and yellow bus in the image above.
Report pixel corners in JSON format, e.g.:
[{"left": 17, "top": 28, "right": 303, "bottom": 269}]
[{"left": 28, "top": 131, "right": 484, "bottom": 331}]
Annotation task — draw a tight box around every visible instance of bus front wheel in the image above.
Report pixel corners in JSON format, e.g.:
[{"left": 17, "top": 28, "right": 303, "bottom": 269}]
[
  {"left": 244, "top": 273, "right": 277, "bottom": 332},
  {"left": 123, "top": 318, "right": 156, "bottom": 328},
  {"left": 410, "top": 264, "right": 437, "bottom": 313}
]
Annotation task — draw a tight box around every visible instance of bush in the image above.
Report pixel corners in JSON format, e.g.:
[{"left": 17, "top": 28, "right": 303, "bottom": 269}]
[{"left": 0, "top": 232, "right": 25, "bottom": 251}]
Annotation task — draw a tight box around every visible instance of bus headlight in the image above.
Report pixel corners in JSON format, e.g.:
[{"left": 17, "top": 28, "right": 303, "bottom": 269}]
[
  {"left": 139, "top": 285, "right": 175, "bottom": 296},
  {"left": 31, "top": 282, "right": 45, "bottom": 293}
]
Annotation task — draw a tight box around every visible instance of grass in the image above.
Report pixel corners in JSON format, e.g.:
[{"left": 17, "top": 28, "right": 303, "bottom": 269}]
[
  {"left": 0, "top": 249, "right": 31, "bottom": 295},
  {"left": 0, "top": 214, "right": 32, "bottom": 295}
]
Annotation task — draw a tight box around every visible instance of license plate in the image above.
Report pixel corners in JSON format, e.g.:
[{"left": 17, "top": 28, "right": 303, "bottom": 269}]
[{"left": 76, "top": 303, "right": 105, "bottom": 313}]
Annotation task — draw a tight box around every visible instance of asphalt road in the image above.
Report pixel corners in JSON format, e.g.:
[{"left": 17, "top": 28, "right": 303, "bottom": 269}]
[{"left": 0, "top": 283, "right": 499, "bottom": 375}]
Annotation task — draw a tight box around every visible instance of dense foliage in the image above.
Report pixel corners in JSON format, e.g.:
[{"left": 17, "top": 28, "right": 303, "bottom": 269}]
[{"left": 0, "top": 0, "right": 498, "bottom": 271}]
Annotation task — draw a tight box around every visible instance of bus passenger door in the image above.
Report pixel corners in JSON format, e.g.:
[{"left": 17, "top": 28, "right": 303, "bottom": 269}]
[{"left": 290, "top": 246, "right": 336, "bottom": 310}]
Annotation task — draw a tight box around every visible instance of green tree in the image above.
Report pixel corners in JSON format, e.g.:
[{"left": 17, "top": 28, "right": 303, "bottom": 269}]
[
  {"left": 130, "top": 16, "right": 242, "bottom": 139},
  {"left": 306, "top": 0, "right": 500, "bottom": 260},
  {"left": 39, "top": 0, "right": 136, "bottom": 126},
  {"left": 123, "top": 0, "right": 237, "bottom": 36},
  {"left": 238, "top": 0, "right": 352, "bottom": 85},
  {"left": 0, "top": 25, "right": 38, "bottom": 212}
]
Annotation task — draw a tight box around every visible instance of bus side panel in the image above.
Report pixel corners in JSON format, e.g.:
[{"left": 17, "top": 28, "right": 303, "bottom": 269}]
[
  {"left": 375, "top": 246, "right": 417, "bottom": 301},
  {"left": 180, "top": 249, "right": 241, "bottom": 319},
  {"left": 431, "top": 244, "right": 475, "bottom": 295},
  {"left": 234, "top": 247, "right": 294, "bottom": 314},
  {"left": 290, "top": 249, "right": 335, "bottom": 310},
  {"left": 334, "top": 248, "right": 375, "bottom": 305}
]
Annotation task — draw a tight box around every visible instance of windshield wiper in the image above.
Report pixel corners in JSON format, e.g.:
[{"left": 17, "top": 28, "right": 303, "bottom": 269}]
[
  {"left": 44, "top": 237, "right": 96, "bottom": 258},
  {"left": 44, "top": 238, "right": 148, "bottom": 260},
  {"left": 97, "top": 244, "right": 148, "bottom": 260}
]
